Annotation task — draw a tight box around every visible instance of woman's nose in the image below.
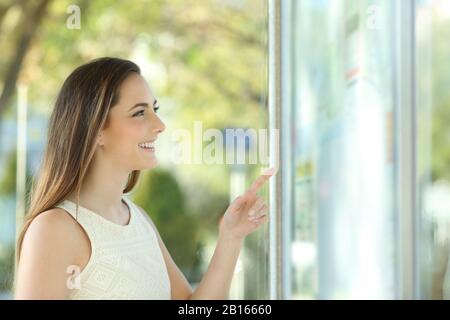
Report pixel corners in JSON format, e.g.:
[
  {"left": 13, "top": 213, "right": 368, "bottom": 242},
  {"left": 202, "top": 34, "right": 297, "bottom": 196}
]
[{"left": 152, "top": 114, "right": 166, "bottom": 134}]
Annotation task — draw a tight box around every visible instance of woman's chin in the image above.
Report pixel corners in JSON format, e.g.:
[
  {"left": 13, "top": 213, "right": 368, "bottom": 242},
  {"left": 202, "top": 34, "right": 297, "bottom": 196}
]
[
  {"left": 139, "top": 160, "right": 158, "bottom": 170},
  {"left": 135, "top": 148, "right": 158, "bottom": 169}
]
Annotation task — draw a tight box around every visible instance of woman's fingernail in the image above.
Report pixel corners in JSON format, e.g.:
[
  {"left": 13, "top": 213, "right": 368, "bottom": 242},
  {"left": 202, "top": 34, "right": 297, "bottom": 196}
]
[
  {"left": 248, "top": 209, "right": 255, "bottom": 216},
  {"left": 261, "top": 167, "right": 278, "bottom": 176}
]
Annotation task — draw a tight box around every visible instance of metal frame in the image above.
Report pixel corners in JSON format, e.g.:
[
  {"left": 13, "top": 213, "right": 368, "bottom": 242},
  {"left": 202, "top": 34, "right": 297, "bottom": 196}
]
[
  {"left": 395, "top": 0, "right": 418, "bottom": 299},
  {"left": 268, "top": 0, "right": 285, "bottom": 300},
  {"left": 268, "top": 0, "right": 296, "bottom": 300},
  {"left": 280, "top": 0, "right": 295, "bottom": 300}
]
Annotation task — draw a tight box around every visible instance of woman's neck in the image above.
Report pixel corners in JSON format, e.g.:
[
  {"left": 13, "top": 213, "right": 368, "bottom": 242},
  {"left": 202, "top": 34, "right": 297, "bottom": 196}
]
[{"left": 66, "top": 158, "right": 131, "bottom": 223}]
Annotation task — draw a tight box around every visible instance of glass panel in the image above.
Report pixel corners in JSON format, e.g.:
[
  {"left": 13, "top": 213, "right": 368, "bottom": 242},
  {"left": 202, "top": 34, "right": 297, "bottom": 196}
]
[
  {"left": 416, "top": 0, "right": 450, "bottom": 300},
  {"left": 290, "top": 0, "right": 398, "bottom": 299}
]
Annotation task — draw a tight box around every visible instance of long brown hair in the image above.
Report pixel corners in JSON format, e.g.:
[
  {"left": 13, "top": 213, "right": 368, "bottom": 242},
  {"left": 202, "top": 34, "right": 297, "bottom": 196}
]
[{"left": 15, "top": 57, "right": 142, "bottom": 266}]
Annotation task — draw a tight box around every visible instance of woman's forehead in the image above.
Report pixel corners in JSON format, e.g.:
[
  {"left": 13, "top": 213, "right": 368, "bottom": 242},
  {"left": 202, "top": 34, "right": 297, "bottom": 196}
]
[{"left": 118, "top": 73, "right": 155, "bottom": 104}]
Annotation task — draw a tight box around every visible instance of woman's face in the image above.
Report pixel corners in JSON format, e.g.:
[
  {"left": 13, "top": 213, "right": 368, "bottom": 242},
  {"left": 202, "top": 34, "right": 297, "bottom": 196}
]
[{"left": 98, "top": 73, "right": 166, "bottom": 171}]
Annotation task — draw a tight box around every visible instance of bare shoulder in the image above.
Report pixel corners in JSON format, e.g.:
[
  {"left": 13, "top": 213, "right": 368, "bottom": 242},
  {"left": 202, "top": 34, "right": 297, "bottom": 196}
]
[
  {"left": 15, "top": 207, "right": 88, "bottom": 299},
  {"left": 25, "top": 208, "right": 80, "bottom": 241},
  {"left": 28, "top": 207, "right": 77, "bottom": 229},
  {"left": 20, "top": 208, "right": 84, "bottom": 261}
]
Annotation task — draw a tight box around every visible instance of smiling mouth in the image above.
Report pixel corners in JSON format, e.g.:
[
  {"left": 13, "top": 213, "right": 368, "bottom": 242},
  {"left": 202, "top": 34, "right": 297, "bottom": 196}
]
[{"left": 138, "top": 140, "right": 155, "bottom": 152}]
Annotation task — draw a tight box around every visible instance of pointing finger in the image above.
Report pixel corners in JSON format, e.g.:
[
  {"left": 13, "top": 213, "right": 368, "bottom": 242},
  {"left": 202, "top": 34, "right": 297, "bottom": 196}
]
[{"left": 245, "top": 167, "right": 277, "bottom": 196}]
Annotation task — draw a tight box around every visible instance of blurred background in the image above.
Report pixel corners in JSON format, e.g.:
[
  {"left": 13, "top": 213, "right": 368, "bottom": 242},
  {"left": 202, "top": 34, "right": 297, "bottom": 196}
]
[
  {"left": 0, "top": 0, "right": 269, "bottom": 300},
  {"left": 0, "top": 0, "right": 449, "bottom": 300}
]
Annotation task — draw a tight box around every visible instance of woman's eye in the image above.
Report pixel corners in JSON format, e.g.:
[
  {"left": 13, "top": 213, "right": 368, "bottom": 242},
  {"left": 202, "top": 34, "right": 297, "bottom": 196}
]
[
  {"left": 153, "top": 106, "right": 159, "bottom": 113},
  {"left": 133, "top": 110, "right": 145, "bottom": 117}
]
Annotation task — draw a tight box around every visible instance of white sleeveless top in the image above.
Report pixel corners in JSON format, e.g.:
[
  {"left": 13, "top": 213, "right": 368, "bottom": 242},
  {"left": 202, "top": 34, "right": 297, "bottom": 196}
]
[{"left": 54, "top": 196, "right": 171, "bottom": 300}]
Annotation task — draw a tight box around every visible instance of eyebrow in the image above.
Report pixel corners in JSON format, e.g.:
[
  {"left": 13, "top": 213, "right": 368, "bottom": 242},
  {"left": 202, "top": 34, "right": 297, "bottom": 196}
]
[{"left": 128, "top": 99, "right": 158, "bottom": 111}]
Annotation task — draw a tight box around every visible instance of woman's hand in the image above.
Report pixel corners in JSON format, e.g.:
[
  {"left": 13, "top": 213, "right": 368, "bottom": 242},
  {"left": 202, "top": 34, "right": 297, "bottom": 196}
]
[{"left": 219, "top": 167, "right": 277, "bottom": 241}]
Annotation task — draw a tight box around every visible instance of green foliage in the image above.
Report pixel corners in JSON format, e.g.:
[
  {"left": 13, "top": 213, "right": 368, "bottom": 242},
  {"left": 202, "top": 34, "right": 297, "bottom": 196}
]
[
  {"left": 0, "top": 150, "right": 16, "bottom": 195},
  {"left": 431, "top": 103, "right": 450, "bottom": 181},
  {"left": 417, "top": 16, "right": 450, "bottom": 182},
  {"left": 0, "top": 246, "right": 14, "bottom": 293},
  {"left": 0, "top": 149, "right": 32, "bottom": 197},
  {"left": 430, "top": 18, "right": 450, "bottom": 181}
]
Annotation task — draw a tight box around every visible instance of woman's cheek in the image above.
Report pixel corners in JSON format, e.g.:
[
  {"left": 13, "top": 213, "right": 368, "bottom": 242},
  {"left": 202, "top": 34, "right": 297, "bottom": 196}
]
[
  {"left": 109, "top": 125, "right": 138, "bottom": 152},
  {"left": 130, "top": 121, "right": 147, "bottom": 140},
  {"left": 122, "top": 120, "right": 144, "bottom": 138}
]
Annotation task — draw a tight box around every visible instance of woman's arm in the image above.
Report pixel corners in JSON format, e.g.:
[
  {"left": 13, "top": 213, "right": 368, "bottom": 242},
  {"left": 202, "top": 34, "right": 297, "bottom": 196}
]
[
  {"left": 189, "top": 232, "right": 244, "bottom": 300},
  {"left": 138, "top": 168, "right": 275, "bottom": 300},
  {"left": 190, "top": 169, "right": 275, "bottom": 300},
  {"left": 15, "top": 209, "right": 81, "bottom": 300}
]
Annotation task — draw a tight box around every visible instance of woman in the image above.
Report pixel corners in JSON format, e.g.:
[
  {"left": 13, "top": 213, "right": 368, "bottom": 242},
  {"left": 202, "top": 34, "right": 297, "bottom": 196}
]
[{"left": 14, "top": 57, "right": 275, "bottom": 300}]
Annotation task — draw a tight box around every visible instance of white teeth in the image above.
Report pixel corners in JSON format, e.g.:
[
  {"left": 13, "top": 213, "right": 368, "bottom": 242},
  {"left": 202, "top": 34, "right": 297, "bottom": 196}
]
[{"left": 139, "top": 141, "right": 155, "bottom": 149}]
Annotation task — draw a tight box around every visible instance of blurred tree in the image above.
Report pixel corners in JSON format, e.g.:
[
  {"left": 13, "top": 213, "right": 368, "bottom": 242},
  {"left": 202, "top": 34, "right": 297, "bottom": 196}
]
[
  {"left": 1, "top": 0, "right": 268, "bottom": 196},
  {"left": 0, "top": 246, "right": 14, "bottom": 293},
  {"left": 430, "top": 17, "right": 450, "bottom": 182},
  {"left": 0, "top": 0, "right": 267, "bottom": 124},
  {"left": 0, "top": 0, "right": 52, "bottom": 118},
  {"left": 0, "top": 149, "right": 32, "bottom": 197},
  {"left": 425, "top": 7, "right": 450, "bottom": 300}
]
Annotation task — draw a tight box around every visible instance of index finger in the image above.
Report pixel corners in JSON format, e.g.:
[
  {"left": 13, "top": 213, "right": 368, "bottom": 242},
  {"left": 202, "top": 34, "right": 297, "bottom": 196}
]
[{"left": 245, "top": 167, "right": 277, "bottom": 195}]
